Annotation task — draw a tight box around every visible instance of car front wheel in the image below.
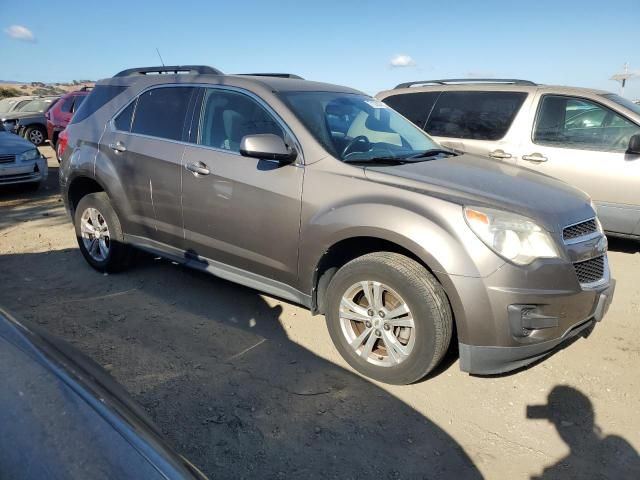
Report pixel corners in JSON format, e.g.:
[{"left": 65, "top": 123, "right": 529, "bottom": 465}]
[
  {"left": 24, "top": 126, "right": 47, "bottom": 146},
  {"left": 325, "top": 252, "right": 453, "bottom": 385}
]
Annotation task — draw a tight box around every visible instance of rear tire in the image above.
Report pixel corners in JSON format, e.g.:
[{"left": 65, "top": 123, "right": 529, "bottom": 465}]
[
  {"left": 74, "top": 192, "right": 131, "bottom": 272},
  {"left": 24, "top": 125, "right": 47, "bottom": 146},
  {"left": 325, "top": 252, "right": 452, "bottom": 385}
]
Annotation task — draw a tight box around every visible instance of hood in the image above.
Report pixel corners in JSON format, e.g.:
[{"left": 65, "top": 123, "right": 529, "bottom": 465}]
[
  {"left": 0, "top": 131, "right": 37, "bottom": 153},
  {"left": 364, "top": 154, "right": 593, "bottom": 233},
  {"left": 1, "top": 110, "right": 46, "bottom": 122}
]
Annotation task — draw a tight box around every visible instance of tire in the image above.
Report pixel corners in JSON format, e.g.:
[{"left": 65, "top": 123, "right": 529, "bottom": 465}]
[
  {"left": 325, "top": 252, "right": 453, "bottom": 385},
  {"left": 74, "top": 192, "right": 131, "bottom": 272},
  {"left": 24, "top": 125, "right": 47, "bottom": 146}
]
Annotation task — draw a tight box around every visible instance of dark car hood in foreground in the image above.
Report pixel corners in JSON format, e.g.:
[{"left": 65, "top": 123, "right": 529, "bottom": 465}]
[
  {"left": 0, "top": 131, "right": 36, "bottom": 153},
  {"left": 364, "top": 154, "right": 593, "bottom": 232},
  {"left": 0, "top": 308, "right": 206, "bottom": 480}
]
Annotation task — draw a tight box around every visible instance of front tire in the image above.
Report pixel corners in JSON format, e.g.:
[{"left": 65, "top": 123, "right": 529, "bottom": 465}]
[
  {"left": 24, "top": 125, "right": 47, "bottom": 146},
  {"left": 325, "top": 252, "right": 453, "bottom": 385},
  {"left": 74, "top": 192, "right": 131, "bottom": 272}
]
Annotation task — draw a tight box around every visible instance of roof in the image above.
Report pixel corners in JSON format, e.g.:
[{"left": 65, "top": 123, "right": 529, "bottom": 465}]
[
  {"left": 99, "top": 66, "right": 363, "bottom": 95},
  {"left": 377, "top": 82, "right": 614, "bottom": 99}
]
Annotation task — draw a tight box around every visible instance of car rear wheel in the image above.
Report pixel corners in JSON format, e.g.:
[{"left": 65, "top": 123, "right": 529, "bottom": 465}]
[
  {"left": 24, "top": 126, "right": 47, "bottom": 146},
  {"left": 325, "top": 252, "right": 453, "bottom": 385},
  {"left": 74, "top": 192, "right": 131, "bottom": 272}
]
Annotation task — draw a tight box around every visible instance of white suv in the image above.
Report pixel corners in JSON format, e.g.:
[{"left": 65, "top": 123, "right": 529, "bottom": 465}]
[{"left": 377, "top": 79, "right": 640, "bottom": 239}]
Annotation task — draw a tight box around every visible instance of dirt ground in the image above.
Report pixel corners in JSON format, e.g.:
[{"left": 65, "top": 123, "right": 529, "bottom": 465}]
[{"left": 1, "top": 147, "right": 639, "bottom": 479}]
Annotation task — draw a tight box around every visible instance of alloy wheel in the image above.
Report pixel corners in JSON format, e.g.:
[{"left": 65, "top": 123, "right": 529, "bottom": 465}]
[{"left": 80, "top": 207, "right": 110, "bottom": 261}]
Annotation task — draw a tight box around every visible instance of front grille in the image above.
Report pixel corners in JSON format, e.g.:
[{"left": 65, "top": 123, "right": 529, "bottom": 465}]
[
  {"left": 563, "top": 219, "right": 597, "bottom": 241},
  {"left": 573, "top": 255, "right": 605, "bottom": 284},
  {"left": 0, "top": 154, "right": 15, "bottom": 164}
]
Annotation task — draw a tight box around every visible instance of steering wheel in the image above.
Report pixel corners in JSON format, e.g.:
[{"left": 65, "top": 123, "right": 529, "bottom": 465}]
[{"left": 342, "top": 135, "right": 371, "bottom": 158}]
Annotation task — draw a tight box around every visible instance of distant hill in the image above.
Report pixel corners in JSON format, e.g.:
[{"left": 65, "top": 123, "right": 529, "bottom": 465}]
[{"left": 0, "top": 81, "right": 95, "bottom": 99}]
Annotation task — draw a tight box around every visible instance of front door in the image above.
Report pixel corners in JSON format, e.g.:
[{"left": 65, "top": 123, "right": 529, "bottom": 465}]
[
  {"left": 516, "top": 94, "right": 640, "bottom": 235},
  {"left": 181, "top": 87, "right": 303, "bottom": 285}
]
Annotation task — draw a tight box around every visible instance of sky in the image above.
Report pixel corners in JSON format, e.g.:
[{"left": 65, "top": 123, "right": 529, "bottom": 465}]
[{"left": 1, "top": 0, "right": 639, "bottom": 99}]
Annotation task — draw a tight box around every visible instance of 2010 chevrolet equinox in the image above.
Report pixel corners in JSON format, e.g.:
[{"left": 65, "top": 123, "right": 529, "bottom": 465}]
[{"left": 59, "top": 65, "right": 615, "bottom": 384}]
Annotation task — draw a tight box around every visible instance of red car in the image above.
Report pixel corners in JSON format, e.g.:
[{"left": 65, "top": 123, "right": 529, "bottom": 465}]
[{"left": 45, "top": 87, "right": 91, "bottom": 148}]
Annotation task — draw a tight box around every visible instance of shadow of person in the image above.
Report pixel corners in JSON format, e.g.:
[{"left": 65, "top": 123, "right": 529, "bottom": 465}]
[
  {"left": 528, "top": 386, "right": 640, "bottom": 479},
  {"left": 0, "top": 249, "right": 483, "bottom": 479}
]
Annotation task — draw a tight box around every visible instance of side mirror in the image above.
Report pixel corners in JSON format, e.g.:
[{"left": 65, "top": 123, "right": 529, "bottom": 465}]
[
  {"left": 628, "top": 134, "right": 640, "bottom": 155},
  {"left": 239, "top": 134, "right": 297, "bottom": 164}
]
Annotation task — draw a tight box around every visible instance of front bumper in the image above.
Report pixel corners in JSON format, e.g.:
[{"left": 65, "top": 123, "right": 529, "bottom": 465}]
[
  {"left": 458, "top": 278, "right": 615, "bottom": 374},
  {"left": 0, "top": 158, "right": 48, "bottom": 185}
]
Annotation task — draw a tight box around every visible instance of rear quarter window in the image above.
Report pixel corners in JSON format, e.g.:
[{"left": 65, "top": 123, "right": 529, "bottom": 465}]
[
  {"left": 382, "top": 91, "right": 440, "bottom": 129},
  {"left": 71, "top": 85, "right": 128, "bottom": 124},
  {"left": 425, "top": 91, "right": 527, "bottom": 140}
]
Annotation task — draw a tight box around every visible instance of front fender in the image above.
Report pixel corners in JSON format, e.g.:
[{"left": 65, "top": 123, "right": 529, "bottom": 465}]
[{"left": 298, "top": 199, "right": 504, "bottom": 294}]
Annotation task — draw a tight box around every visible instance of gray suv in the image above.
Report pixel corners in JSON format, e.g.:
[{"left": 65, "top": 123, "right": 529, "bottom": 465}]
[{"left": 59, "top": 66, "right": 615, "bottom": 384}]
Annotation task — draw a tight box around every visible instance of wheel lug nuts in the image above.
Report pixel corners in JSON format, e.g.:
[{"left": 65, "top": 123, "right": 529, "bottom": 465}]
[
  {"left": 367, "top": 309, "right": 374, "bottom": 317},
  {"left": 383, "top": 323, "right": 390, "bottom": 331},
  {"left": 378, "top": 311, "right": 385, "bottom": 318},
  {"left": 375, "top": 329, "right": 381, "bottom": 337},
  {"left": 365, "top": 320, "right": 372, "bottom": 328}
]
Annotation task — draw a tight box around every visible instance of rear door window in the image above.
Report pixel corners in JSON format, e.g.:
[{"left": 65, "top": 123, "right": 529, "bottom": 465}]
[
  {"left": 533, "top": 95, "right": 640, "bottom": 151},
  {"left": 382, "top": 91, "right": 440, "bottom": 129},
  {"left": 71, "top": 85, "right": 127, "bottom": 124},
  {"left": 131, "top": 87, "right": 196, "bottom": 141},
  {"left": 61, "top": 97, "right": 75, "bottom": 113},
  {"left": 425, "top": 91, "right": 527, "bottom": 140},
  {"left": 72, "top": 95, "right": 86, "bottom": 113}
]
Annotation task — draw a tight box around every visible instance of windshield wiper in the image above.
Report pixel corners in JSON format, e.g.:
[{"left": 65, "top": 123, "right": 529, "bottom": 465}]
[
  {"left": 342, "top": 156, "right": 410, "bottom": 165},
  {"left": 406, "top": 148, "right": 457, "bottom": 159}
]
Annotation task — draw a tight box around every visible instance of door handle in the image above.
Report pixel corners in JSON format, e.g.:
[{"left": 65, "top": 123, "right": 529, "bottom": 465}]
[
  {"left": 521, "top": 153, "right": 548, "bottom": 163},
  {"left": 186, "top": 161, "right": 210, "bottom": 176},
  {"left": 108, "top": 141, "right": 126, "bottom": 153},
  {"left": 488, "top": 149, "right": 512, "bottom": 160}
]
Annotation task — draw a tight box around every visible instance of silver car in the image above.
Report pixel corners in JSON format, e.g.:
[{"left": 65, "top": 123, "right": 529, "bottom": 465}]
[
  {"left": 377, "top": 79, "right": 640, "bottom": 239},
  {"left": 0, "top": 122, "right": 48, "bottom": 188}
]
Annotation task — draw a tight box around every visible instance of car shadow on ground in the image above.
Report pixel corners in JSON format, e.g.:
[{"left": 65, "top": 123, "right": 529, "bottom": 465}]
[
  {"left": 0, "top": 247, "right": 483, "bottom": 479},
  {"left": 607, "top": 236, "right": 639, "bottom": 254},
  {"left": 527, "top": 386, "right": 640, "bottom": 479}
]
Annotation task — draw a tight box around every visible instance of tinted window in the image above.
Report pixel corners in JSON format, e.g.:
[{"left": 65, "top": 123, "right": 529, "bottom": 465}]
[
  {"left": 601, "top": 93, "right": 640, "bottom": 116},
  {"left": 132, "top": 87, "right": 195, "bottom": 141},
  {"left": 72, "top": 95, "right": 86, "bottom": 113},
  {"left": 534, "top": 95, "right": 640, "bottom": 151},
  {"left": 114, "top": 101, "right": 136, "bottom": 132},
  {"left": 61, "top": 97, "right": 74, "bottom": 113},
  {"left": 72, "top": 85, "right": 127, "bottom": 124},
  {"left": 382, "top": 92, "right": 440, "bottom": 129},
  {"left": 198, "top": 89, "right": 283, "bottom": 152},
  {"left": 425, "top": 91, "right": 527, "bottom": 140}
]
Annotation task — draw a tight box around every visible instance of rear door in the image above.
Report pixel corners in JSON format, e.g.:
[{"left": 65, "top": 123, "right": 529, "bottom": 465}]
[
  {"left": 180, "top": 87, "right": 303, "bottom": 285},
  {"left": 516, "top": 93, "right": 640, "bottom": 235},
  {"left": 101, "top": 85, "right": 197, "bottom": 246},
  {"left": 424, "top": 90, "right": 529, "bottom": 163}
]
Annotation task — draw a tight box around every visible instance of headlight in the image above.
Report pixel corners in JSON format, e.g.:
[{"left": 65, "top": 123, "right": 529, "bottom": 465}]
[
  {"left": 18, "top": 149, "right": 41, "bottom": 162},
  {"left": 464, "top": 206, "right": 559, "bottom": 265}
]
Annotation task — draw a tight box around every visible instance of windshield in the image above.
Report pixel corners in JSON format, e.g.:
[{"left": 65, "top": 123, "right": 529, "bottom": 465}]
[
  {"left": 280, "top": 92, "right": 440, "bottom": 161},
  {"left": 600, "top": 93, "right": 640, "bottom": 117},
  {"left": 17, "top": 98, "right": 56, "bottom": 113}
]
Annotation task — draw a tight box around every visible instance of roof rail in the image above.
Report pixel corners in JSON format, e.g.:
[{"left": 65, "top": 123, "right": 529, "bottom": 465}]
[
  {"left": 395, "top": 78, "right": 537, "bottom": 89},
  {"left": 113, "top": 65, "right": 223, "bottom": 77},
  {"left": 237, "top": 73, "right": 304, "bottom": 79}
]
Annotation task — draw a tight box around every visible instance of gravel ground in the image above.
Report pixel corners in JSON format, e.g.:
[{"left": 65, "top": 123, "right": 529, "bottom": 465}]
[{"left": 1, "top": 148, "right": 638, "bottom": 479}]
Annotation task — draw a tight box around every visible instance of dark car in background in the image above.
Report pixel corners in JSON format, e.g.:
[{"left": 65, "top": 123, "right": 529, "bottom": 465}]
[
  {"left": 0, "top": 307, "right": 207, "bottom": 480},
  {"left": 46, "top": 88, "right": 91, "bottom": 148},
  {"left": 1, "top": 95, "right": 60, "bottom": 146}
]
